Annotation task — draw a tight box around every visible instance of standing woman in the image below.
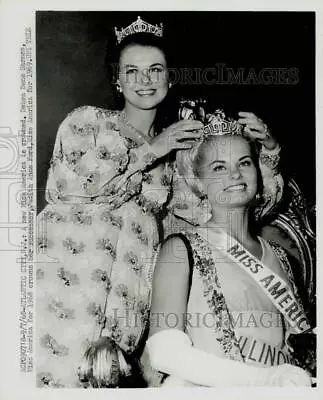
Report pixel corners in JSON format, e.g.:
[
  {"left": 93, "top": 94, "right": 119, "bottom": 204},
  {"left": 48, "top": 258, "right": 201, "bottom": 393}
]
[{"left": 36, "top": 16, "right": 203, "bottom": 388}]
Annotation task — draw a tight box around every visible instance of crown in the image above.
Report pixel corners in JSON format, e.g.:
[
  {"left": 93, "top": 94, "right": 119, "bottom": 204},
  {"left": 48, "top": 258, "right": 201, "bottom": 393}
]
[
  {"left": 202, "top": 109, "right": 243, "bottom": 137},
  {"left": 178, "top": 101, "right": 243, "bottom": 137},
  {"left": 114, "top": 16, "right": 163, "bottom": 44}
]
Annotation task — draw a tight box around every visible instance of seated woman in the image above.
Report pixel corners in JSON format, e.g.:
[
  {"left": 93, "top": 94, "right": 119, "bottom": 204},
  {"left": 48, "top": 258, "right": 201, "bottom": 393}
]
[
  {"left": 169, "top": 103, "right": 315, "bottom": 315},
  {"left": 143, "top": 113, "right": 313, "bottom": 387}
]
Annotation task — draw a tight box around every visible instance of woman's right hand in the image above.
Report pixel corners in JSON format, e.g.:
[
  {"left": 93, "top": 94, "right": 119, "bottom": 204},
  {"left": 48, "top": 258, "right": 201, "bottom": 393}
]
[
  {"left": 150, "top": 120, "right": 203, "bottom": 159},
  {"left": 267, "top": 364, "right": 312, "bottom": 387}
]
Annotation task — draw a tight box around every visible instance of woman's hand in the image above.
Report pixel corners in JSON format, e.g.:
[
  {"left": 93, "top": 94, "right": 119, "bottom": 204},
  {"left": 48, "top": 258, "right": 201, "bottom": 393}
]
[
  {"left": 150, "top": 120, "right": 203, "bottom": 159},
  {"left": 238, "top": 112, "right": 278, "bottom": 150}
]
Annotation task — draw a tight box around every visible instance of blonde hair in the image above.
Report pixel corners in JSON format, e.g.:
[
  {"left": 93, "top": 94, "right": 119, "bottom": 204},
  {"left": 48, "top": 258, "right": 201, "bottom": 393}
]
[{"left": 176, "top": 134, "right": 261, "bottom": 199}]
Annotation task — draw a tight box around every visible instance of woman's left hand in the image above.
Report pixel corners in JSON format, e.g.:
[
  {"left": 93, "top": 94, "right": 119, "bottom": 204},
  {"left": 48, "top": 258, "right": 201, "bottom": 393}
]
[{"left": 238, "top": 112, "right": 278, "bottom": 150}]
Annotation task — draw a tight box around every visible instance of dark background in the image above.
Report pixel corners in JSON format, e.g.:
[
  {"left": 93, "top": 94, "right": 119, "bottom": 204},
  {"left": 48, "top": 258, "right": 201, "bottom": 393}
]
[{"left": 36, "top": 11, "right": 315, "bottom": 213}]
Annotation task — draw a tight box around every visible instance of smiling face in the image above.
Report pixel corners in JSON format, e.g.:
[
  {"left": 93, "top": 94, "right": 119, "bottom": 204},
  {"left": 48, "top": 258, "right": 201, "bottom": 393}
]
[
  {"left": 118, "top": 44, "right": 168, "bottom": 110},
  {"left": 195, "top": 135, "right": 258, "bottom": 209}
]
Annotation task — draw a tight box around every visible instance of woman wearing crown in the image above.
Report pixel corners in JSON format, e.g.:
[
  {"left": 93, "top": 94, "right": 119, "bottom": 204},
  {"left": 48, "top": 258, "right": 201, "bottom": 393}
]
[
  {"left": 142, "top": 112, "right": 313, "bottom": 387},
  {"left": 167, "top": 105, "right": 284, "bottom": 232},
  {"left": 35, "top": 16, "right": 285, "bottom": 388},
  {"left": 35, "top": 16, "right": 205, "bottom": 388}
]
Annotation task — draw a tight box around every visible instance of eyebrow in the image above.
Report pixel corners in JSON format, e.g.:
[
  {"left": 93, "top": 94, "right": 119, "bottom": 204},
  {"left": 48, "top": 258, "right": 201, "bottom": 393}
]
[
  {"left": 123, "top": 62, "right": 165, "bottom": 68},
  {"left": 149, "top": 63, "right": 165, "bottom": 67},
  {"left": 123, "top": 64, "right": 138, "bottom": 69},
  {"left": 208, "top": 155, "right": 251, "bottom": 167}
]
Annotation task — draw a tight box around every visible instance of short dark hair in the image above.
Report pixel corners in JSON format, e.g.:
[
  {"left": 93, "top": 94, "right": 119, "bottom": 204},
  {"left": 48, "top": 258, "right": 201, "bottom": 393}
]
[
  {"left": 105, "top": 32, "right": 168, "bottom": 84},
  {"left": 104, "top": 31, "right": 173, "bottom": 126}
]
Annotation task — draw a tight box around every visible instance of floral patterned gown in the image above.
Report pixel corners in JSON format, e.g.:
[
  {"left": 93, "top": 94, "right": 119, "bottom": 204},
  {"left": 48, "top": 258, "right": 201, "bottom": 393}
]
[{"left": 36, "top": 106, "right": 172, "bottom": 388}]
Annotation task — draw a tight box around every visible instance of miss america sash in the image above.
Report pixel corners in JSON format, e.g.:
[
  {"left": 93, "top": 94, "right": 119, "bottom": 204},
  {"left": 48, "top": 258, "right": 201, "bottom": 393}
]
[
  {"left": 196, "top": 227, "right": 311, "bottom": 334},
  {"left": 236, "top": 334, "right": 295, "bottom": 367}
]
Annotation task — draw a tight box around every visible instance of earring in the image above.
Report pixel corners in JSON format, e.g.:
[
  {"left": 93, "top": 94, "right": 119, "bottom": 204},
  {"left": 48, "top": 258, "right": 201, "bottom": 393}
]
[
  {"left": 168, "top": 82, "right": 172, "bottom": 89},
  {"left": 200, "top": 196, "right": 209, "bottom": 208},
  {"left": 255, "top": 193, "right": 261, "bottom": 201},
  {"left": 199, "top": 194, "right": 212, "bottom": 225},
  {"left": 115, "top": 81, "right": 122, "bottom": 93}
]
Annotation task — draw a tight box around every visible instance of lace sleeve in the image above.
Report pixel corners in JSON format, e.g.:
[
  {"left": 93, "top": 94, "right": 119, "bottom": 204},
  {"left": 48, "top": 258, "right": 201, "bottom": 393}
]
[{"left": 255, "top": 144, "right": 284, "bottom": 220}]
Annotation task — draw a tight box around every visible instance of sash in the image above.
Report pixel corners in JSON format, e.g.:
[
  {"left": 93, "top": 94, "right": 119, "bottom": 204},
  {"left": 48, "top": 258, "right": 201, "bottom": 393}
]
[
  {"left": 196, "top": 227, "right": 311, "bottom": 334},
  {"left": 236, "top": 334, "right": 295, "bottom": 367}
]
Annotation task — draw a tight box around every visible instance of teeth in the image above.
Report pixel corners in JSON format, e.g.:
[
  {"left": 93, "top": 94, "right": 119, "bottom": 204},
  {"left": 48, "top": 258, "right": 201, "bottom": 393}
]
[
  {"left": 225, "top": 184, "right": 245, "bottom": 192},
  {"left": 137, "top": 90, "right": 155, "bottom": 95}
]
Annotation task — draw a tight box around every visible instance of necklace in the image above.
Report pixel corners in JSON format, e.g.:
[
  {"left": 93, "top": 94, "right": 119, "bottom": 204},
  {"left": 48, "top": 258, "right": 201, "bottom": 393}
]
[{"left": 119, "top": 110, "right": 156, "bottom": 140}]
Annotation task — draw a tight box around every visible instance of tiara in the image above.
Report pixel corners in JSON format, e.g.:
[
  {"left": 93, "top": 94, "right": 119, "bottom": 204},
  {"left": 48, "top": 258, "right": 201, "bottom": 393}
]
[
  {"left": 202, "top": 109, "right": 243, "bottom": 137},
  {"left": 178, "top": 102, "right": 243, "bottom": 137},
  {"left": 114, "top": 16, "right": 163, "bottom": 44}
]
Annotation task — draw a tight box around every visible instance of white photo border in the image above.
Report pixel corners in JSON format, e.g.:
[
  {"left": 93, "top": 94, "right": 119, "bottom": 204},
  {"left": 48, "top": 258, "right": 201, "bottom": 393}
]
[{"left": 0, "top": 1, "right": 322, "bottom": 399}]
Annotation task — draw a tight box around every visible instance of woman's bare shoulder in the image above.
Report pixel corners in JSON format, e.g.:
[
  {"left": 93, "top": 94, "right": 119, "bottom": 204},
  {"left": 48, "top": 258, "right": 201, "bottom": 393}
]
[{"left": 157, "top": 234, "right": 191, "bottom": 269}]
